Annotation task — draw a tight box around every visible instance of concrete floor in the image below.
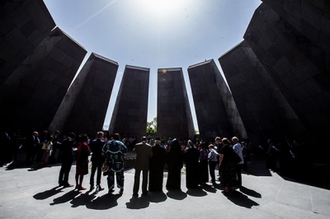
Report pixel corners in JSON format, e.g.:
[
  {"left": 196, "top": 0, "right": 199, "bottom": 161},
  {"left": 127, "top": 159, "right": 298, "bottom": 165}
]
[{"left": 0, "top": 159, "right": 329, "bottom": 219}]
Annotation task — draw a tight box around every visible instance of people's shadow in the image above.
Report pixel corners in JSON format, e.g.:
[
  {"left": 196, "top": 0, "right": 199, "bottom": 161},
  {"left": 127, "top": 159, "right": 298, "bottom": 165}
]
[
  {"left": 33, "top": 186, "right": 63, "bottom": 200},
  {"left": 87, "top": 193, "right": 121, "bottom": 210},
  {"left": 5, "top": 161, "right": 22, "bottom": 170},
  {"left": 223, "top": 191, "right": 259, "bottom": 208},
  {"left": 214, "top": 183, "right": 224, "bottom": 190},
  {"left": 70, "top": 191, "right": 96, "bottom": 208},
  {"left": 50, "top": 190, "right": 80, "bottom": 205},
  {"left": 126, "top": 195, "right": 150, "bottom": 209},
  {"left": 186, "top": 187, "right": 207, "bottom": 197},
  {"left": 147, "top": 192, "right": 167, "bottom": 203},
  {"left": 166, "top": 189, "right": 187, "bottom": 200},
  {"left": 239, "top": 186, "right": 262, "bottom": 198},
  {"left": 201, "top": 184, "right": 217, "bottom": 193}
]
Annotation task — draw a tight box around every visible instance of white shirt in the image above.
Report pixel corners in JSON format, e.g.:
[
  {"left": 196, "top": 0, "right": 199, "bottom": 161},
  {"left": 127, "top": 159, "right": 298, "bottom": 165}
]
[
  {"left": 208, "top": 149, "right": 218, "bottom": 162},
  {"left": 233, "top": 143, "right": 244, "bottom": 165}
]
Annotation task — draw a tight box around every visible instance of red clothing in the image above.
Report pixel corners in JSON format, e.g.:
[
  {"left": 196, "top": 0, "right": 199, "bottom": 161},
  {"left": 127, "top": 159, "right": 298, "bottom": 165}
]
[{"left": 76, "top": 142, "right": 90, "bottom": 175}]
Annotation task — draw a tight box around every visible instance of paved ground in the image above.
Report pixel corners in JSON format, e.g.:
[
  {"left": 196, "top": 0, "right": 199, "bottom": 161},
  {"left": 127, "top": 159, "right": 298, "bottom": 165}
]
[{"left": 1, "top": 158, "right": 330, "bottom": 219}]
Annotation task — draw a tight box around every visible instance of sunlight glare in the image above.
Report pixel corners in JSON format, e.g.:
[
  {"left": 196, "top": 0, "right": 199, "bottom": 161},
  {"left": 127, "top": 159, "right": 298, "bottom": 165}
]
[{"left": 140, "top": 0, "right": 185, "bottom": 14}]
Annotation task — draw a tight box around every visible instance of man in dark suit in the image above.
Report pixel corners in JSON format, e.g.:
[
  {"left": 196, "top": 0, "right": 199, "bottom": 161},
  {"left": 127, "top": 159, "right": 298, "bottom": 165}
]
[
  {"left": 25, "top": 131, "right": 40, "bottom": 165},
  {"left": 89, "top": 131, "right": 105, "bottom": 192},
  {"left": 149, "top": 137, "right": 166, "bottom": 192},
  {"left": 133, "top": 136, "right": 153, "bottom": 196},
  {"left": 58, "top": 132, "right": 75, "bottom": 187}
]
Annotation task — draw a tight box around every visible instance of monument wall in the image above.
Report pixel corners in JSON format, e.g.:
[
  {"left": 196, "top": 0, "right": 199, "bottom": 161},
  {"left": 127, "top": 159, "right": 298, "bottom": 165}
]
[
  {"left": 244, "top": 3, "right": 330, "bottom": 138},
  {"left": 262, "top": 0, "right": 330, "bottom": 54},
  {"left": 157, "top": 68, "right": 194, "bottom": 139},
  {"left": 1, "top": 27, "right": 87, "bottom": 133},
  {"left": 219, "top": 41, "right": 307, "bottom": 145},
  {"left": 109, "top": 65, "right": 149, "bottom": 139},
  {"left": 0, "top": 0, "right": 55, "bottom": 85},
  {"left": 188, "top": 59, "right": 247, "bottom": 141},
  {"left": 49, "top": 53, "right": 118, "bottom": 135}
]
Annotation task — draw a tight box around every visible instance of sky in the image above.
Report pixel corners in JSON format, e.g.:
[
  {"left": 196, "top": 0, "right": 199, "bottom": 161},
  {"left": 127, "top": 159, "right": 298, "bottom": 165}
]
[{"left": 43, "top": 0, "right": 261, "bottom": 131}]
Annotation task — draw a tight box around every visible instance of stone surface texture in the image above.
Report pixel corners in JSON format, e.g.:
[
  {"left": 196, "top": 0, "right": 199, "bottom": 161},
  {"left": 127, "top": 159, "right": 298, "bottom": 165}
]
[
  {"left": 0, "top": 27, "right": 87, "bottom": 133},
  {"left": 244, "top": 2, "right": 330, "bottom": 140},
  {"left": 109, "top": 65, "right": 150, "bottom": 139},
  {"left": 0, "top": 0, "right": 55, "bottom": 85},
  {"left": 262, "top": 0, "right": 330, "bottom": 54},
  {"left": 219, "top": 41, "right": 307, "bottom": 145},
  {"left": 157, "top": 68, "right": 195, "bottom": 139},
  {"left": 188, "top": 59, "right": 247, "bottom": 141},
  {"left": 49, "top": 53, "right": 118, "bottom": 135}
]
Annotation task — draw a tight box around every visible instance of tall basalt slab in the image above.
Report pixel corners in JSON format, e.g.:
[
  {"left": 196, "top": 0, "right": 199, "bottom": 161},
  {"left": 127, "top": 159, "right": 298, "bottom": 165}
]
[
  {"left": 244, "top": 3, "right": 330, "bottom": 139},
  {"left": 50, "top": 53, "right": 118, "bottom": 135},
  {"left": 109, "top": 65, "right": 149, "bottom": 139},
  {"left": 188, "top": 59, "right": 247, "bottom": 141},
  {"left": 157, "top": 68, "right": 194, "bottom": 139},
  {"left": 219, "top": 41, "right": 307, "bottom": 145},
  {"left": 1, "top": 27, "right": 87, "bottom": 133},
  {"left": 0, "top": 0, "right": 56, "bottom": 85}
]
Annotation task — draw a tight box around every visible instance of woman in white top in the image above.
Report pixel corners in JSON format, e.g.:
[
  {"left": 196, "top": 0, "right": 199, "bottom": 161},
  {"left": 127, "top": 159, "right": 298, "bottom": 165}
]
[{"left": 232, "top": 136, "right": 244, "bottom": 188}]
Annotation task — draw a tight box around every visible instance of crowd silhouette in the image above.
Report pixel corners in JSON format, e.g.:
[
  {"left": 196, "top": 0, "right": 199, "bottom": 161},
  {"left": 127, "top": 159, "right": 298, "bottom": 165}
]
[{"left": 1, "top": 128, "right": 324, "bottom": 209}]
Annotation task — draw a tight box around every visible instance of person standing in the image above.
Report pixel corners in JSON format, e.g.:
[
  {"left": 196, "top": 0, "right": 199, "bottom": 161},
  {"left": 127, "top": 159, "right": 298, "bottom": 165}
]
[
  {"left": 208, "top": 144, "right": 219, "bottom": 185},
  {"left": 214, "top": 137, "right": 223, "bottom": 181},
  {"left": 42, "top": 136, "right": 53, "bottom": 167},
  {"left": 25, "top": 131, "right": 40, "bottom": 165},
  {"left": 166, "top": 138, "right": 183, "bottom": 190},
  {"left": 102, "top": 133, "right": 127, "bottom": 194},
  {"left": 75, "top": 135, "right": 90, "bottom": 190},
  {"left": 184, "top": 140, "right": 200, "bottom": 189},
  {"left": 50, "top": 130, "right": 60, "bottom": 163},
  {"left": 133, "top": 136, "right": 153, "bottom": 196},
  {"left": 199, "top": 143, "right": 209, "bottom": 185},
  {"left": 219, "top": 138, "right": 236, "bottom": 193},
  {"left": 266, "top": 139, "right": 279, "bottom": 171},
  {"left": 149, "top": 137, "right": 166, "bottom": 192},
  {"left": 232, "top": 136, "right": 244, "bottom": 188},
  {"left": 89, "top": 131, "right": 105, "bottom": 192},
  {"left": 37, "top": 130, "right": 49, "bottom": 162},
  {"left": 58, "top": 132, "right": 75, "bottom": 187},
  {"left": 0, "top": 130, "right": 12, "bottom": 166}
]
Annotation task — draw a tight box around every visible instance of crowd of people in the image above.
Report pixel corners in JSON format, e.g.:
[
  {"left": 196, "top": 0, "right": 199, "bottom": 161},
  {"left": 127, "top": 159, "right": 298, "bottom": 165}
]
[
  {"left": 56, "top": 131, "right": 247, "bottom": 195},
  {"left": 261, "top": 138, "right": 313, "bottom": 179},
  {"left": 1, "top": 128, "right": 315, "bottom": 196}
]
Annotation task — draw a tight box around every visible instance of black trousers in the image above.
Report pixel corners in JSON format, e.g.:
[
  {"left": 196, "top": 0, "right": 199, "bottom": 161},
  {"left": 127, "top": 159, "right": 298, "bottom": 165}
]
[
  {"left": 235, "top": 164, "right": 243, "bottom": 187},
  {"left": 59, "top": 161, "right": 72, "bottom": 185},
  {"left": 26, "top": 147, "right": 37, "bottom": 164},
  {"left": 133, "top": 169, "right": 148, "bottom": 194},
  {"left": 209, "top": 161, "right": 217, "bottom": 183},
  {"left": 90, "top": 161, "right": 102, "bottom": 186}
]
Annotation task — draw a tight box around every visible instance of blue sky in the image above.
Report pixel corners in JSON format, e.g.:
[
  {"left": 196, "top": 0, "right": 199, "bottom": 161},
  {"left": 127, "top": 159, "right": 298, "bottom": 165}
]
[{"left": 43, "top": 0, "right": 261, "bottom": 131}]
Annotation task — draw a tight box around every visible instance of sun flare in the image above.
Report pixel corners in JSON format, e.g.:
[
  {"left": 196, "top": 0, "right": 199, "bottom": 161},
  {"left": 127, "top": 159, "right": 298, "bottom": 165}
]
[{"left": 139, "top": 0, "right": 186, "bottom": 14}]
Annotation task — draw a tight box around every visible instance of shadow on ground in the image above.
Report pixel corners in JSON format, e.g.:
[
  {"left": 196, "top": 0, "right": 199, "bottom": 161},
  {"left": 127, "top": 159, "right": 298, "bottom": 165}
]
[
  {"left": 239, "top": 186, "right": 262, "bottom": 198},
  {"left": 186, "top": 188, "right": 207, "bottom": 197},
  {"left": 201, "top": 184, "right": 217, "bottom": 193},
  {"left": 166, "top": 189, "right": 187, "bottom": 200},
  {"left": 126, "top": 195, "right": 150, "bottom": 209},
  {"left": 33, "top": 186, "right": 63, "bottom": 200},
  {"left": 223, "top": 191, "right": 259, "bottom": 208},
  {"left": 147, "top": 192, "right": 167, "bottom": 203},
  {"left": 70, "top": 192, "right": 121, "bottom": 210},
  {"left": 50, "top": 190, "right": 80, "bottom": 206}
]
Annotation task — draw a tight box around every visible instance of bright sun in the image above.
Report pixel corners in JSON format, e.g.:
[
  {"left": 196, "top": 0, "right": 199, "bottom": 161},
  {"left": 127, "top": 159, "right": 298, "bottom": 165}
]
[{"left": 139, "top": 0, "right": 186, "bottom": 14}]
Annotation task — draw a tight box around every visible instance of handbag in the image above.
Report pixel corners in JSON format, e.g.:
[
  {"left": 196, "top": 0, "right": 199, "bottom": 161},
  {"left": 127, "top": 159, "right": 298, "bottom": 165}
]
[
  {"left": 102, "top": 160, "right": 111, "bottom": 175},
  {"left": 42, "top": 142, "right": 48, "bottom": 150}
]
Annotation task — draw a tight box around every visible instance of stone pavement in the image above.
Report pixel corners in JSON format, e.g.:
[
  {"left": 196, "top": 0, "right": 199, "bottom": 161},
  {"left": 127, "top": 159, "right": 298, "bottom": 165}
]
[{"left": 0, "top": 160, "right": 329, "bottom": 219}]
